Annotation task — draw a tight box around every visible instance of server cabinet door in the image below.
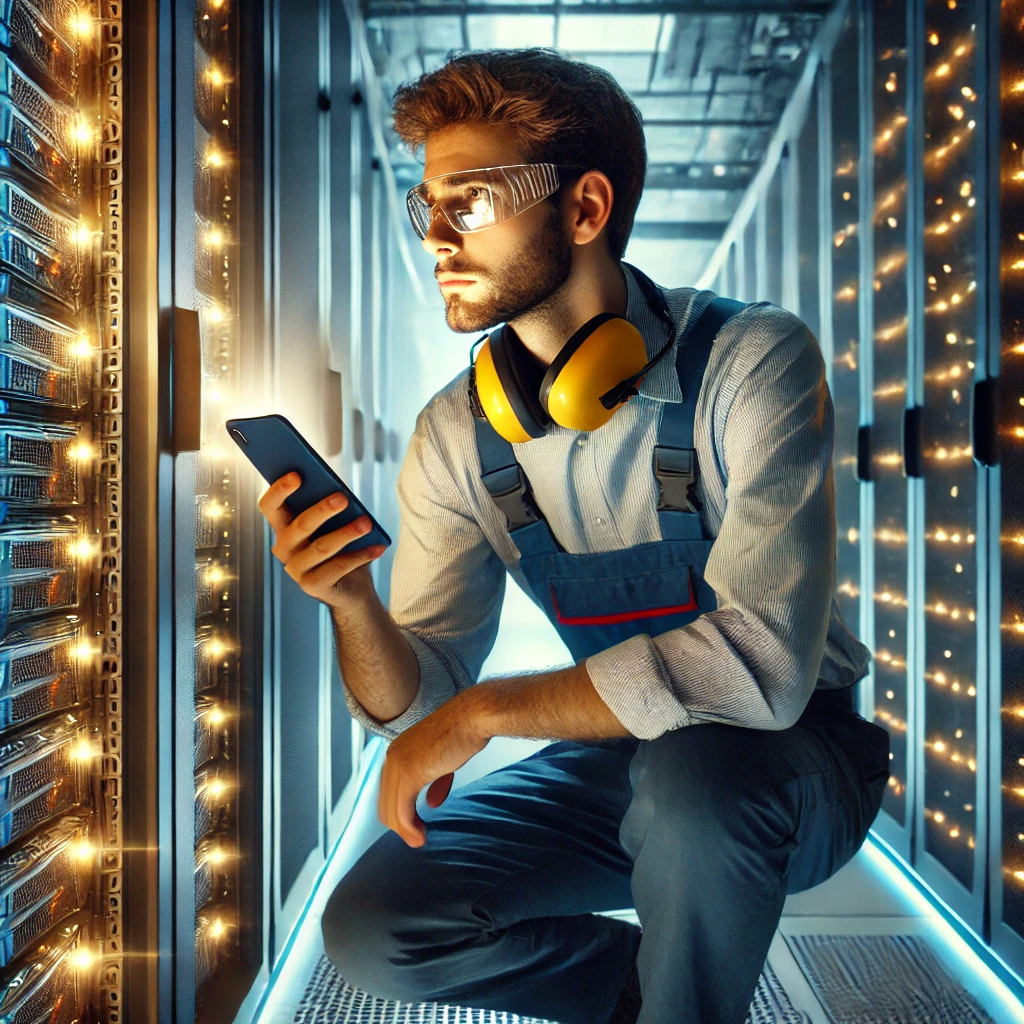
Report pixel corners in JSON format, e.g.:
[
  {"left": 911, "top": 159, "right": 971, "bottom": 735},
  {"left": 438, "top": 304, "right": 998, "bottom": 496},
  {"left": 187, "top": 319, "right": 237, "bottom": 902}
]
[
  {"left": 913, "top": 0, "right": 988, "bottom": 932},
  {"left": 990, "top": 0, "right": 1024, "bottom": 979},
  {"left": 828, "top": 8, "right": 867, "bottom": 671},
  {"left": 268, "top": 0, "right": 330, "bottom": 962},
  {"left": 869, "top": 0, "right": 915, "bottom": 858},
  {"left": 161, "top": 0, "right": 270, "bottom": 1019}
]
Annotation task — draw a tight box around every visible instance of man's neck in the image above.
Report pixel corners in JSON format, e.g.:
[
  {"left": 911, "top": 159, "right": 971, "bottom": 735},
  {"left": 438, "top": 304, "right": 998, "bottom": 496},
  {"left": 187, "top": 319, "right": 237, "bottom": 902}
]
[{"left": 508, "top": 259, "right": 630, "bottom": 368}]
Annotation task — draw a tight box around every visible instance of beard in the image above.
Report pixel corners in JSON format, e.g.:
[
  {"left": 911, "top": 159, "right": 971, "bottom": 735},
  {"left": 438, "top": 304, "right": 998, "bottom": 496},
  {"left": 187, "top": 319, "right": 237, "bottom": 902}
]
[{"left": 439, "top": 206, "right": 574, "bottom": 334}]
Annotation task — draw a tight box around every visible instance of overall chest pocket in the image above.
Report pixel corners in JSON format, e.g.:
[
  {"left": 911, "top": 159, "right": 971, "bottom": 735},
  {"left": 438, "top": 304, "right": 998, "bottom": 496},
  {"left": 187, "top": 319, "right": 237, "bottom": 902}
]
[{"left": 548, "top": 551, "right": 715, "bottom": 629}]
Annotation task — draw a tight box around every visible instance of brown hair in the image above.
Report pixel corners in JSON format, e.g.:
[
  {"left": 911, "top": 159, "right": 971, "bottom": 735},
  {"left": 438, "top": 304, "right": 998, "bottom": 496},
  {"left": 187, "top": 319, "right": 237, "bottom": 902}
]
[{"left": 391, "top": 48, "right": 646, "bottom": 261}]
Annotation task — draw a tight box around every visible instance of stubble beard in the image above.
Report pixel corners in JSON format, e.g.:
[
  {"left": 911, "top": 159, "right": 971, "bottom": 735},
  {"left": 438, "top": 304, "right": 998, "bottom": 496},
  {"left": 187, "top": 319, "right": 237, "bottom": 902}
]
[{"left": 441, "top": 207, "right": 574, "bottom": 334}]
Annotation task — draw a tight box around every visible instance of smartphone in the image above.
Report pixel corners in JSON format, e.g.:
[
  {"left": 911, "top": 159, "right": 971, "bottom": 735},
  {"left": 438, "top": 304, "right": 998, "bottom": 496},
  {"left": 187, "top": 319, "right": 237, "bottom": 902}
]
[{"left": 225, "top": 414, "right": 391, "bottom": 553}]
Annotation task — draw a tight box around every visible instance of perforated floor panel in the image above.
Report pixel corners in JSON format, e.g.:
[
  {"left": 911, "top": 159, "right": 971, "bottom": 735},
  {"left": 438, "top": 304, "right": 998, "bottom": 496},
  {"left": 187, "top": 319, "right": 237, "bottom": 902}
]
[
  {"left": 784, "top": 933, "right": 995, "bottom": 1024},
  {"left": 293, "top": 954, "right": 810, "bottom": 1023}
]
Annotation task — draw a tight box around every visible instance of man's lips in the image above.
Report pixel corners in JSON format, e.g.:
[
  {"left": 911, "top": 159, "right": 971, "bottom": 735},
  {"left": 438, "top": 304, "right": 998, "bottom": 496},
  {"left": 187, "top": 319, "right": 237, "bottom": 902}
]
[{"left": 438, "top": 277, "right": 476, "bottom": 288}]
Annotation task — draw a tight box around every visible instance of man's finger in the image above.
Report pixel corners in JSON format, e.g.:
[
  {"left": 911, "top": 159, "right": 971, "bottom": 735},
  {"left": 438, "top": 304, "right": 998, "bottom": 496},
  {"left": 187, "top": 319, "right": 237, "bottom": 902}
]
[{"left": 426, "top": 773, "right": 454, "bottom": 808}]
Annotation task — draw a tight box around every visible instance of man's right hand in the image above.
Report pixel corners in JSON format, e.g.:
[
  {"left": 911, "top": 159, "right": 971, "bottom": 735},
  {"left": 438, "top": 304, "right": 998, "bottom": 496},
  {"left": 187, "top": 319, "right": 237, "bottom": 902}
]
[{"left": 257, "top": 471, "right": 387, "bottom": 609}]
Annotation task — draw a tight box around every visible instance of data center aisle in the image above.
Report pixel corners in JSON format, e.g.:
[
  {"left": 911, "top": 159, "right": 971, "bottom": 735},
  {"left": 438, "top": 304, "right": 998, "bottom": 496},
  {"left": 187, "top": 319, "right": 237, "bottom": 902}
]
[{"left": 249, "top": 584, "right": 1024, "bottom": 1024}]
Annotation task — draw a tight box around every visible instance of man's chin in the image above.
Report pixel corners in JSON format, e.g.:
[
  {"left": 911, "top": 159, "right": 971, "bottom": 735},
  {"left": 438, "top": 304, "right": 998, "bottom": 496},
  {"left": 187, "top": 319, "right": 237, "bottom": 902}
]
[{"left": 444, "top": 297, "right": 497, "bottom": 334}]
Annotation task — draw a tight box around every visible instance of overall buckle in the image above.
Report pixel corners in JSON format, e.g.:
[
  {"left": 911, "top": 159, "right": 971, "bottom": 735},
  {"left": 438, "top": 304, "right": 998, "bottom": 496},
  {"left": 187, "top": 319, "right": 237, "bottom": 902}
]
[
  {"left": 653, "top": 445, "right": 701, "bottom": 514},
  {"left": 481, "top": 463, "right": 542, "bottom": 531}
]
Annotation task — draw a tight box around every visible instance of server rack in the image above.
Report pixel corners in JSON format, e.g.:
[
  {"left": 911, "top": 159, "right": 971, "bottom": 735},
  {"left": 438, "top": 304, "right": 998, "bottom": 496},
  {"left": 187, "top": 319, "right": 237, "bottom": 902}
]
[{"left": 0, "top": 3, "right": 124, "bottom": 1023}]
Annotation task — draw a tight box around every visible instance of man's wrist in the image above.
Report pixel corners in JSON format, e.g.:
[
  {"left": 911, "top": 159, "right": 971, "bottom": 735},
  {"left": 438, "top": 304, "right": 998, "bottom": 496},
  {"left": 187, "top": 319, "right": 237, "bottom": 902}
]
[{"left": 457, "top": 681, "right": 502, "bottom": 742}]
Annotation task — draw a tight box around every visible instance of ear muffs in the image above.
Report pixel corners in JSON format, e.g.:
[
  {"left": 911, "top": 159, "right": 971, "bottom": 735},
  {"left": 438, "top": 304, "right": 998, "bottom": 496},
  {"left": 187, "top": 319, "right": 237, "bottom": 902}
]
[
  {"left": 472, "top": 324, "right": 552, "bottom": 443},
  {"left": 471, "top": 315, "right": 651, "bottom": 443},
  {"left": 541, "top": 314, "right": 649, "bottom": 432}
]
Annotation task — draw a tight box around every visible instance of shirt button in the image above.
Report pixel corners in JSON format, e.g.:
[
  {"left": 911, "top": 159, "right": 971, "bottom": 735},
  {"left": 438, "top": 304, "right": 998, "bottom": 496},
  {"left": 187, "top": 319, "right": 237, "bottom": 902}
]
[
  {"left": 577, "top": 437, "right": 586, "bottom": 447},
  {"left": 595, "top": 516, "right": 603, "bottom": 524}
]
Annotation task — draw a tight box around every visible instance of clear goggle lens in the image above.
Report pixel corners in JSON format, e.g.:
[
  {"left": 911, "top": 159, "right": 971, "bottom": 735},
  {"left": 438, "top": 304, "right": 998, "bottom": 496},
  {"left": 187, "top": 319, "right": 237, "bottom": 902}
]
[{"left": 406, "top": 163, "right": 578, "bottom": 240}]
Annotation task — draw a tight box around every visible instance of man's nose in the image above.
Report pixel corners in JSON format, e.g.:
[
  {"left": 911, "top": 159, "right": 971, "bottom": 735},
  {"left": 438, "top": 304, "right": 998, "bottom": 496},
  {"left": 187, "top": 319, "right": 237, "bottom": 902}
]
[{"left": 421, "top": 210, "right": 462, "bottom": 258}]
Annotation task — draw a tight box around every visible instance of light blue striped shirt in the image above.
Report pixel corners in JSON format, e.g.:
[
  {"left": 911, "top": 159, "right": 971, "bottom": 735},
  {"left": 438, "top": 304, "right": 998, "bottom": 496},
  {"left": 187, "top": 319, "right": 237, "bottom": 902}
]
[{"left": 343, "top": 263, "right": 872, "bottom": 741}]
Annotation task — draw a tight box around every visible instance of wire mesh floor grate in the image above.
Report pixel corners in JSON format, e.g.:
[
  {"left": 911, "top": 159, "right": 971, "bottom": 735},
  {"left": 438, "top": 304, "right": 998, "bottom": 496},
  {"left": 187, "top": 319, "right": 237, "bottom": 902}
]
[
  {"left": 784, "top": 933, "right": 995, "bottom": 1024},
  {"left": 293, "top": 954, "right": 810, "bottom": 1024}
]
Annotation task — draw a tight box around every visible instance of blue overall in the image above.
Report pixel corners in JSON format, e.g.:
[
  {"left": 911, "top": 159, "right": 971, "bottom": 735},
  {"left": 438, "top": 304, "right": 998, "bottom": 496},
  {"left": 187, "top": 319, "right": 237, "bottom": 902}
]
[{"left": 322, "top": 299, "right": 891, "bottom": 1024}]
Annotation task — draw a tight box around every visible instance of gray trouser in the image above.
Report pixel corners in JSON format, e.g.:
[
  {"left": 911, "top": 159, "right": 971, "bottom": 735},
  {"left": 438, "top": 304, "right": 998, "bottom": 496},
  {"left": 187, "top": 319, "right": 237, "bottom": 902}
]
[{"left": 321, "top": 694, "right": 890, "bottom": 1024}]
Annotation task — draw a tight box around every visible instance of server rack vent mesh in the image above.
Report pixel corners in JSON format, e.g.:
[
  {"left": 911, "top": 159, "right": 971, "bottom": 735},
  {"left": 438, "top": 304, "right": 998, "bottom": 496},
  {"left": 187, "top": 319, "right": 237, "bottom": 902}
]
[
  {"left": 870, "top": 0, "right": 912, "bottom": 828},
  {"left": 0, "top": 0, "right": 124, "bottom": 1017}
]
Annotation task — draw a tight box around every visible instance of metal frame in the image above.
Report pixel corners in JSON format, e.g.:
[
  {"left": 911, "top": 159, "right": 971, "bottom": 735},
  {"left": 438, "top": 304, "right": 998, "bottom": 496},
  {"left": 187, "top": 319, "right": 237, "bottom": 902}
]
[
  {"left": 988, "top": 0, "right": 1024, "bottom": 977},
  {"left": 364, "top": 1, "right": 835, "bottom": 14},
  {"left": 695, "top": 0, "right": 850, "bottom": 289}
]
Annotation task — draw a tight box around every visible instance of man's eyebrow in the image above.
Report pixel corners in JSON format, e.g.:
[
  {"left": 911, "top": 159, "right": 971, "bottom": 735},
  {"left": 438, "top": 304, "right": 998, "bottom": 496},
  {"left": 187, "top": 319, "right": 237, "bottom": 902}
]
[{"left": 419, "top": 172, "right": 487, "bottom": 201}]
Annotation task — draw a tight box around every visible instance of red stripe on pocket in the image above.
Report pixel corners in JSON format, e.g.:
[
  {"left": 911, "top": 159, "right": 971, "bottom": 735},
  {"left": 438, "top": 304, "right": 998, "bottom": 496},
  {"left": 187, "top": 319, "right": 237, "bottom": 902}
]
[{"left": 549, "top": 570, "right": 697, "bottom": 626}]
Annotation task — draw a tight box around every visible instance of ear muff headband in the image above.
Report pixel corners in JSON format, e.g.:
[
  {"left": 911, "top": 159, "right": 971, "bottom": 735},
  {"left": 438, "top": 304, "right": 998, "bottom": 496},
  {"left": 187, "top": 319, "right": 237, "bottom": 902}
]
[
  {"left": 471, "top": 330, "right": 545, "bottom": 444},
  {"left": 489, "top": 325, "right": 551, "bottom": 438}
]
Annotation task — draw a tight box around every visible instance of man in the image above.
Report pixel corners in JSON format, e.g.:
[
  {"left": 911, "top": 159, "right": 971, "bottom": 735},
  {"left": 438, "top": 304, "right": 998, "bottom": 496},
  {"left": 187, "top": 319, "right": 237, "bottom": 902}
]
[{"left": 260, "top": 48, "right": 889, "bottom": 1024}]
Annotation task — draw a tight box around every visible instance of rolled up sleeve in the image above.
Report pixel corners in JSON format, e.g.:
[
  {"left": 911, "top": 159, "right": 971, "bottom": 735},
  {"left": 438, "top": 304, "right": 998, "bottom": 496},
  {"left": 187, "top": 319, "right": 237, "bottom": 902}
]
[
  {"left": 584, "top": 324, "right": 836, "bottom": 740},
  {"left": 340, "top": 401, "right": 507, "bottom": 739}
]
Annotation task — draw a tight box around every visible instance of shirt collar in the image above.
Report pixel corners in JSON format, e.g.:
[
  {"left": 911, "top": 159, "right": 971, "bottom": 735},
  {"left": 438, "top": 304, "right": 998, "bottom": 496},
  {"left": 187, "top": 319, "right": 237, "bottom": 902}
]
[{"left": 622, "top": 262, "right": 683, "bottom": 404}]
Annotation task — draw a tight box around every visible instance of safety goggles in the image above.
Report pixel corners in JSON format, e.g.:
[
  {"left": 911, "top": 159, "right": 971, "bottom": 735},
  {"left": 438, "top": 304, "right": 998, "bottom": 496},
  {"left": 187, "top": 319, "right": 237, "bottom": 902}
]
[{"left": 405, "top": 162, "right": 583, "bottom": 240}]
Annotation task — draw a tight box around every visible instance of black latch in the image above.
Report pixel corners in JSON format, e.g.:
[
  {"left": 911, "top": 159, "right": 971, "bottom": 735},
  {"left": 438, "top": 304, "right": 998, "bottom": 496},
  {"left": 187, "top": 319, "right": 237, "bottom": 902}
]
[
  {"left": 972, "top": 377, "right": 999, "bottom": 467},
  {"left": 653, "top": 445, "right": 700, "bottom": 514},
  {"left": 856, "top": 424, "right": 871, "bottom": 482},
  {"left": 902, "top": 405, "right": 924, "bottom": 478}
]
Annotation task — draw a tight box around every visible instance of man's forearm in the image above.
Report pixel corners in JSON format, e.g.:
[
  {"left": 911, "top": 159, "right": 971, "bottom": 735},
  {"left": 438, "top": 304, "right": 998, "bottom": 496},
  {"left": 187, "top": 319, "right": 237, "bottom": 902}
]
[
  {"left": 329, "top": 586, "right": 420, "bottom": 725},
  {"left": 468, "top": 660, "right": 632, "bottom": 741}
]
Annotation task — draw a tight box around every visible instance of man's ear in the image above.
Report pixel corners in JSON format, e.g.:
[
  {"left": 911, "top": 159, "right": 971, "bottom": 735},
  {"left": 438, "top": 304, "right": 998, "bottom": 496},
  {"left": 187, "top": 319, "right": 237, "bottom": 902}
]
[{"left": 566, "top": 170, "right": 614, "bottom": 247}]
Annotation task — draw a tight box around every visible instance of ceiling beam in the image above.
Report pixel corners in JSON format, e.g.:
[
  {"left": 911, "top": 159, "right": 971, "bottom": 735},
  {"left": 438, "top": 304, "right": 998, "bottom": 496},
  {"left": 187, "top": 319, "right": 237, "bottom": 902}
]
[
  {"left": 644, "top": 118, "right": 776, "bottom": 128},
  {"left": 365, "top": 2, "right": 833, "bottom": 17},
  {"left": 631, "top": 221, "right": 730, "bottom": 241}
]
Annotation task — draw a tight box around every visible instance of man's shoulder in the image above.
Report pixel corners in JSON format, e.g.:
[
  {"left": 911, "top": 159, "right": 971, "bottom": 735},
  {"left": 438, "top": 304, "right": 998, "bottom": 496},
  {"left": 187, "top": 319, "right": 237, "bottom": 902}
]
[
  {"left": 414, "top": 366, "right": 477, "bottom": 461},
  {"left": 690, "top": 293, "right": 818, "bottom": 384}
]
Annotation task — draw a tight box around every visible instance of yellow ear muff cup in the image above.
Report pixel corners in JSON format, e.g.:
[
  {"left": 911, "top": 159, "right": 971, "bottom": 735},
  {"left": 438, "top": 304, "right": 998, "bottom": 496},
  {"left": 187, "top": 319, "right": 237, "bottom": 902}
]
[
  {"left": 472, "top": 338, "right": 535, "bottom": 444},
  {"left": 542, "top": 317, "right": 650, "bottom": 432}
]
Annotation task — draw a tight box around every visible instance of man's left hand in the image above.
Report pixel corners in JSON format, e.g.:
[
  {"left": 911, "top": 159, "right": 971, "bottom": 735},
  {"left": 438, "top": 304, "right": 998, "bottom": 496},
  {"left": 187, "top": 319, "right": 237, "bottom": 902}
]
[{"left": 377, "top": 689, "right": 491, "bottom": 848}]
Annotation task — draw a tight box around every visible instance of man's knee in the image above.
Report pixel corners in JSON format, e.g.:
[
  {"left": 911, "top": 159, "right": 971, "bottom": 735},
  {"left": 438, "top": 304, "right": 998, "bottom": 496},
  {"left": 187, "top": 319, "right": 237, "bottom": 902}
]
[
  {"left": 320, "top": 836, "right": 471, "bottom": 1004},
  {"left": 321, "top": 867, "right": 406, "bottom": 999}
]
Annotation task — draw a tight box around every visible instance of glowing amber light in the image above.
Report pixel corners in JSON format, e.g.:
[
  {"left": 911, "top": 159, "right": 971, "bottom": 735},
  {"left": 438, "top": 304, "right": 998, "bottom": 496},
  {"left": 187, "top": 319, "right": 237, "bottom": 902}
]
[
  {"left": 73, "top": 118, "right": 94, "bottom": 144},
  {"left": 73, "top": 641, "right": 97, "bottom": 660},
  {"left": 69, "top": 12, "right": 93, "bottom": 37},
  {"left": 71, "top": 839, "right": 96, "bottom": 861},
  {"left": 206, "top": 227, "right": 224, "bottom": 246},
  {"left": 206, "top": 147, "right": 225, "bottom": 168},
  {"left": 71, "top": 441, "right": 95, "bottom": 461},
  {"left": 208, "top": 706, "right": 226, "bottom": 726},
  {"left": 70, "top": 947, "right": 96, "bottom": 969},
  {"left": 210, "top": 918, "right": 226, "bottom": 938},
  {"left": 207, "top": 639, "right": 226, "bottom": 658},
  {"left": 72, "top": 337, "right": 95, "bottom": 358},
  {"left": 73, "top": 738, "right": 100, "bottom": 762},
  {"left": 72, "top": 538, "right": 99, "bottom": 560},
  {"left": 205, "top": 778, "right": 227, "bottom": 799},
  {"left": 207, "top": 67, "right": 225, "bottom": 88}
]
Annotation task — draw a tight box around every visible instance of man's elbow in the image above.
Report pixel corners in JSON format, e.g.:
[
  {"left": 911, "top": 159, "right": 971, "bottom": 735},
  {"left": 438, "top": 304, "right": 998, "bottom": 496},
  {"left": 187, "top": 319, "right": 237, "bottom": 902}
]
[{"left": 761, "top": 671, "right": 818, "bottom": 730}]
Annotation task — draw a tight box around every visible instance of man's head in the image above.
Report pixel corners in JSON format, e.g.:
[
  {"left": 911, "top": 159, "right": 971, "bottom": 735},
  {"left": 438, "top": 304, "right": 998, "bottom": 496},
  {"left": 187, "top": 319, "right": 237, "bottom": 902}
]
[{"left": 391, "top": 49, "right": 647, "bottom": 333}]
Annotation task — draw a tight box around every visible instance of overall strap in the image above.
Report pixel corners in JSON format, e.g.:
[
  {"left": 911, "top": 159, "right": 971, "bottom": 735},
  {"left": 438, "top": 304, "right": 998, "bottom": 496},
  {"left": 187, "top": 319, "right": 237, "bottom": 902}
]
[
  {"left": 655, "top": 296, "right": 746, "bottom": 540},
  {"left": 473, "top": 415, "right": 542, "bottom": 532}
]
